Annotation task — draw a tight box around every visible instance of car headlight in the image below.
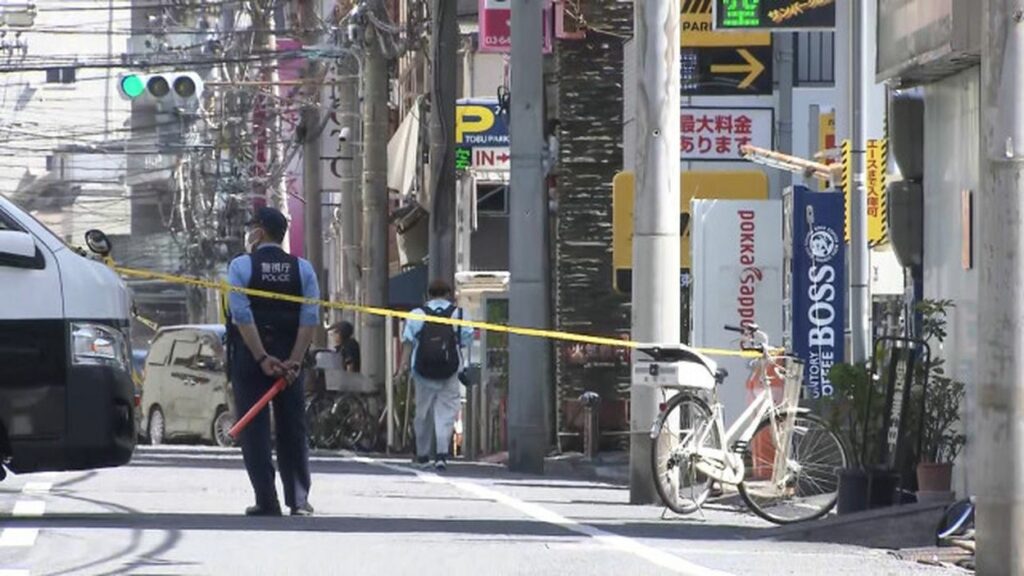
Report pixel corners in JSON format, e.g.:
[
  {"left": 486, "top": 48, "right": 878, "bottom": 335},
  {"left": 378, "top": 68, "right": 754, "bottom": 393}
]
[{"left": 72, "top": 322, "right": 129, "bottom": 371}]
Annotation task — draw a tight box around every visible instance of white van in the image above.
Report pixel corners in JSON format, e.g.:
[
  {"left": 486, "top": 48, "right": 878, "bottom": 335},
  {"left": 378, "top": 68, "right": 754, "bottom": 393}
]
[{"left": 0, "top": 194, "right": 136, "bottom": 479}]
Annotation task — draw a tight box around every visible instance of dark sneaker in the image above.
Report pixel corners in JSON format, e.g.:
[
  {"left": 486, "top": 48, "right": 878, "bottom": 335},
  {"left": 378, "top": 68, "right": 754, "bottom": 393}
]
[
  {"left": 290, "top": 503, "right": 314, "bottom": 517},
  {"left": 415, "top": 456, "right": 432, "bottom": 470},
  {"left": 434, "top": 455, "right": 448, "bottom": 472},
  {"left": 245, "top": 504, "right": 282, "bottom": 517}
]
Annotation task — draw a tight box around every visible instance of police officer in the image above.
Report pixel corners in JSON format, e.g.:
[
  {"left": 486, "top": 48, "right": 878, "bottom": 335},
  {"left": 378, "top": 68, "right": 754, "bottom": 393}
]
[{"left": 226, "top": 207, "right": 319, "bottom": 516}]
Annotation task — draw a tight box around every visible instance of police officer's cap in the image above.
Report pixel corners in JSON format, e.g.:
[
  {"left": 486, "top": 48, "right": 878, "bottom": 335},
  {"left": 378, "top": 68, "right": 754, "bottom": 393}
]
[{"left": 247, "top": 206, "right": 289, "bottom": 239}]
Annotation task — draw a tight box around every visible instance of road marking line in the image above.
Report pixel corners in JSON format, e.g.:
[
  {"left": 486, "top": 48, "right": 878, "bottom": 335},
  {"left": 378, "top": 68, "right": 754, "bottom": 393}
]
[
  {"left": 0, "top": 529, "right": 38, "bottom": 548},
  {"left": 350, "top": 456, "right": 733, "bottom": 576},
  {"left": 11, "top": 502, "right": 43, "bottom": 517},
  {"left": 0, "top": 570, "right": 30, "bottom": 576},
  {"left": 0, "top": 482, "right": 48, "bottom": 548},
  {"left": 21, "top": 483, "right": 51, "bottom": 495}
]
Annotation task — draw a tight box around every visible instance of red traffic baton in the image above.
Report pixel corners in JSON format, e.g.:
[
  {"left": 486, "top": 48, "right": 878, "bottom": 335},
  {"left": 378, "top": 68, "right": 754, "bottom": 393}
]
[{"left": 228, "top": 377, "right": 288, "bottom": 440}]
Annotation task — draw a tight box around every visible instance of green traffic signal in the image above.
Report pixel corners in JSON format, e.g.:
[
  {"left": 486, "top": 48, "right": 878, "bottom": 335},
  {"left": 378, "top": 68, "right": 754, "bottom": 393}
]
[{"left": 120, "top": 74, "right": 145, "bottom": 99}]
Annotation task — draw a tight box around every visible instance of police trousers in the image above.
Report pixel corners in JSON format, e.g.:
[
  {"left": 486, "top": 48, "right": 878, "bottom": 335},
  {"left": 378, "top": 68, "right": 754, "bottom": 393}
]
[
  {"left": 230, "top": 341, "right": 311, "bottom": 510},
  {"left": 412, "top": 371, "right": 461, "bottom": 458}
]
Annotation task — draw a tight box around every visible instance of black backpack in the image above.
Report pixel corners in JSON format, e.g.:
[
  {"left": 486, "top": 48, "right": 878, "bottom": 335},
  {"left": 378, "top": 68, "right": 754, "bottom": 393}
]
[{"left": 414, "top": 304, "right": 462, "bottom": 379}]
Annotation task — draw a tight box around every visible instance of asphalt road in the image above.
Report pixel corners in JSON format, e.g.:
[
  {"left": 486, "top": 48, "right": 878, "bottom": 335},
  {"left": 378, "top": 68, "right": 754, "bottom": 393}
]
[{"left": 0, "top": 446, "right": 964, "bottom": 576}]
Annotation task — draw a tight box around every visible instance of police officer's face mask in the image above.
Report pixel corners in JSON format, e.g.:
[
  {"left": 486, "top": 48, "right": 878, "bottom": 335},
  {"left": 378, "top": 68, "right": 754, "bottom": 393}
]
[{"left": 244, "top": 227, "right": 264, "bottom": 253}]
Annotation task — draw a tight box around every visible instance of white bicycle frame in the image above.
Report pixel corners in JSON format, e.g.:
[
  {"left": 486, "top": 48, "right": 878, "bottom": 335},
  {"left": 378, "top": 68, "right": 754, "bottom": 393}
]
[{"left": 682, "top": 332, "right": 803, "bottom": 487}]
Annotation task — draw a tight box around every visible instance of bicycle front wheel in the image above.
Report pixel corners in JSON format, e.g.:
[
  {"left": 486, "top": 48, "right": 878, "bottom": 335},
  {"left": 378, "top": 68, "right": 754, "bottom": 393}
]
[
  {"left": 650, "top": 393, "right": 719, "bottom": 515},
  {"left": 738, "top": 411, "right": 847, "bottom": 524}
]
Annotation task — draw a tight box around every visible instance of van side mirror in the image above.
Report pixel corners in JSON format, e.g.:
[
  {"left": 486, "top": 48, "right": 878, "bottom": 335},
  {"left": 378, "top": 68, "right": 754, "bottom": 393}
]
[
  {"left": 0, "top": 230, "right": 42, "bottom": 269},
  {"left": 84, "top": 229, "right": 112, "bottom": 257}
]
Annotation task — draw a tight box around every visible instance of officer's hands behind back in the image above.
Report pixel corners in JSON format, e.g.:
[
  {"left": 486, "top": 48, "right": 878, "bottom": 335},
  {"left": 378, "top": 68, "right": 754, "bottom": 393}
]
[{"left": 260, "top": 355, "right": 288, "bottom": 379}]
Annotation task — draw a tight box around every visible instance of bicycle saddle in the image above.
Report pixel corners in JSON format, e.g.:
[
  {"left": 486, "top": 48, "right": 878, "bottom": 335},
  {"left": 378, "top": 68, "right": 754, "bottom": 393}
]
[{"left": 634, "top": 344, "right": 719, "bottom": 377}]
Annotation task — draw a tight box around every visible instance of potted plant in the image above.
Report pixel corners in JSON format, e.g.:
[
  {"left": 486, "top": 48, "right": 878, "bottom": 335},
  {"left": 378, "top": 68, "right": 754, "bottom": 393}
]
[
  {"left": 913, "top": 300, "right": 966, "bottom": 500},
  {"left": 827, "top": 360, "right": 897, "bottom": 514}
]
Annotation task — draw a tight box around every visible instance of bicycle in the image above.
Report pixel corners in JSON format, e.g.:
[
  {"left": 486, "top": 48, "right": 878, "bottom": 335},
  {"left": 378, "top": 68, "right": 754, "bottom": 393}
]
[{"left": 647, "top": 323, "right": 848, "bottom": 524}]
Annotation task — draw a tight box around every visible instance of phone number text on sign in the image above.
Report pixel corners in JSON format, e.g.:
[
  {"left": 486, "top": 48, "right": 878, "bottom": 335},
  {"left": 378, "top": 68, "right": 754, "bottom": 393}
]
[{"left": 680, "top": 107, "right": 774, "bottom": 162}]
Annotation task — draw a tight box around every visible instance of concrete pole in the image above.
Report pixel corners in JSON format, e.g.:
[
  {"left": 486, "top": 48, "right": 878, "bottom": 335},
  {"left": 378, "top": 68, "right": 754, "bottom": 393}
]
[
  {"left": 508, "top": 0, "right": 551, "bottom": 474},
  {"left": 300, "top": 0, "right": 326, "bottom": 347},
  {"left": 847, "top": 0, "right": 870, "bottom": 363},
  {"left": 978, "top": 2, "right": 1024, "bottom": 571},
  {"left": 428, "top": 0, "right": 458, "bottom": 285},
  {"left": 339, "top": 55, "right": 361, "bottom": 322},
  {"left": 776, "top": 32, "right": 794, "bottom": 193},
  {"left": 630, "top": 0, "right": 681, "bottom": 504},
  {"left": 362, "top": 25, "right": 388, "bottom": 388}
]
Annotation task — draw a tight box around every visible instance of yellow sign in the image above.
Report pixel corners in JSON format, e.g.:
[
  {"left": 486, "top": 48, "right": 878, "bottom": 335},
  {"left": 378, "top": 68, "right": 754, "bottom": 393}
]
[
  {"left": 866, "top": 139, "right": 888, "bottom": 246},
  {"left": 841, "top": 139, "right": 852, "bottom": 242},
  {"left": 612, "top": 171, "right": 770, "bottom": 292},
  {"left": 682, "top": 0, "right": 770, "bottom": 47}
]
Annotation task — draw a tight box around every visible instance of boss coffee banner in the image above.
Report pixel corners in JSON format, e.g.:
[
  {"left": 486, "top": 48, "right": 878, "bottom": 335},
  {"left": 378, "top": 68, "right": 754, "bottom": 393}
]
[{"left": 791, "top": 186, "right": 845, "bottom": 399}]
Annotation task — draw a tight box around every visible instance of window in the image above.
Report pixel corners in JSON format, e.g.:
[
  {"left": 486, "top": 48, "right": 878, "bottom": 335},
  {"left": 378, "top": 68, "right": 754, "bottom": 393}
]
[
  {"left": 44, "top": 67, "right": 76, "bottom": 85},
  {"left": 194, "top": 340, "right": 221, "bottom": 371},
  {"left": 476, "top": 183, "right": 508, "bottom": 215},
  {"left": 794, "top": 32, "right": 835, "bottom": 86},
  {"left": 170, "top": 339, "right": 200, "bottom": 368}
]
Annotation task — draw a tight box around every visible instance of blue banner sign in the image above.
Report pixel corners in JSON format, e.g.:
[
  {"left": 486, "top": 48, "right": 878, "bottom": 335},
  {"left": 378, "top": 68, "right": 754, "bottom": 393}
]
[{"left": 792, "top": 186, "right": 845, "bottom": 399}]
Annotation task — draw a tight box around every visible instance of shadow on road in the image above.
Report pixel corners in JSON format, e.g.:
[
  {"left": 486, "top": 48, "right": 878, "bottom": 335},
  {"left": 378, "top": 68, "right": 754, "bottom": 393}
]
[{"left": 2, "top": 512, "right": 759, "bottom": 541}]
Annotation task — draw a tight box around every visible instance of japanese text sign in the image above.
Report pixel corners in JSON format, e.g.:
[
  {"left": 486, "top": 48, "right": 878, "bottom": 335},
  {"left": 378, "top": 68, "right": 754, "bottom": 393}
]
[
  {"left": 866, "top": 139, "right": 888, "bottom": 246},
  {"left": 680, "top": 107, "right": 774, "bottom": 162}
]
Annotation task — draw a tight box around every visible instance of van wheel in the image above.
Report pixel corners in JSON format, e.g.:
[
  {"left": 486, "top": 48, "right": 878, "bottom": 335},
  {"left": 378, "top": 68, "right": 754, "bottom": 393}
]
[
  {"left": 148, "top": 407, "right": 165, "bottom": 446},
  {"left": 213, "top": 408, "right": 235, "bottom": 447}
]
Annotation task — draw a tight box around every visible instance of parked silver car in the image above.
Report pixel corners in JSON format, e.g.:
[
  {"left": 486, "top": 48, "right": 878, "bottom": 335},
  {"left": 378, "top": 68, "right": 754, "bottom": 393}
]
[{"left": 141, "top": 325, "right": 236, "bottom": 447}]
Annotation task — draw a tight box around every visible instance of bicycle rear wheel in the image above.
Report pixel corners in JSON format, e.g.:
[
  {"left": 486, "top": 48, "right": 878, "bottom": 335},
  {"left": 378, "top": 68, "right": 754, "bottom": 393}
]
[
  {"left": 738, "top": 411, "right": 847, "bottom": 524},
  {"left": 650, "top": 393, "right": 720, "bottom": 515}
]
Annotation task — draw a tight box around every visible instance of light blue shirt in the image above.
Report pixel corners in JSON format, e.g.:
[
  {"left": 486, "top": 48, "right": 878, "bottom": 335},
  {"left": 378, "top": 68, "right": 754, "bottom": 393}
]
[
  {"left": 227, "top": 244, "right": 320, "bottom": 327},
  {"left": 403, "top": 299, "right": 473, "bottom": 373}
]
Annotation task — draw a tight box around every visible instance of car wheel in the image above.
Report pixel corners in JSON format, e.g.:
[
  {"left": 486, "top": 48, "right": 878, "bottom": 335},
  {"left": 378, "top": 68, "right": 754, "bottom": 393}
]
[
  {"left": 148, "top": 407, "right": 165, "bottom": 446},
  {"left": 213, "top": 408, "right": 236, "bottom": 447}
]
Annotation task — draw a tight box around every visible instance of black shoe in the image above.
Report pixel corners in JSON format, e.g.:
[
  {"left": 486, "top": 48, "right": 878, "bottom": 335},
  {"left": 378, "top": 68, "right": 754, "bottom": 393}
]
[
  {"left": 415, "top": 455, "right": 431, "bottom": 469},
  {"left": 290, "top": 503, "right": 314, "bottom": 517},
  {"left": 245, "top": 503, "right": 283, "bottom": 517},
  {"left": 434, "top": 454, "right": 448, "bottom": 472}
]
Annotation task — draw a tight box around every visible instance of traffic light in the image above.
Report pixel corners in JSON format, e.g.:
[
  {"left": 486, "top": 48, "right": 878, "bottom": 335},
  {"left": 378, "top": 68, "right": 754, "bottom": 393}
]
[{"left": 118, "top": 72, "right": 204, "bottom": 105}]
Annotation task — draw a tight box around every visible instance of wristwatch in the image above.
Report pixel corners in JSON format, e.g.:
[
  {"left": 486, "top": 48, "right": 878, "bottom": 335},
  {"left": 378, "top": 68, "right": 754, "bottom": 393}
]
[{"left": 257, "top": 354, "right": 269, "bottom": 365}]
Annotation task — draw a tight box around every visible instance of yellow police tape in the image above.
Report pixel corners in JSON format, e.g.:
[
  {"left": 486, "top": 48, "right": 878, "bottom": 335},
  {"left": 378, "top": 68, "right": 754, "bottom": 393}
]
[{"left": 112, "top": 264, "right": 763, "bottom": 359}]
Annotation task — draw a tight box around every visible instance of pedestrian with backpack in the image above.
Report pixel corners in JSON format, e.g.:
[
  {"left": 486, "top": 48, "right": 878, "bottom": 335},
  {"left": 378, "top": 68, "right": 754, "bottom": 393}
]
[{"left": 402, "top": 280, "right": 473, "bottom": 471}]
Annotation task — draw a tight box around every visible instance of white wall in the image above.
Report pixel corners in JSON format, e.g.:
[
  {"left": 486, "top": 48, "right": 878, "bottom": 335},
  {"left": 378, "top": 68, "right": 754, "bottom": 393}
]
[{"left": 922, "top": 66, "right": 981, "bottom": 495}]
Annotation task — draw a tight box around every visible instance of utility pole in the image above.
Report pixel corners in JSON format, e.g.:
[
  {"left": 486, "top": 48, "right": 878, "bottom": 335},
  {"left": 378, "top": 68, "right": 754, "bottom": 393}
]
[
  {"left": 428, "top": 0, "right": 457, "bottom": 285},
  {"left": 338, "top": 54, "right": 361, "bottom": 322},
  {"left": 361, "top": 21, "right": 388, "bottom": 388},
  {"left": 846, "top": 0, "right": 870, "bottom": 363},
  {"left": 508, "top": 0, "right": 551, "bottom": 474},
  {"left": 629, "top": 0, "right": 680, "bottom": 504},
  {"left": 299, "top": 0, "right": 326, "bottom": 346},
  {"left": 252, "top": 0, "right": 287, "bottom": 214},
  {"left": 978, "top": 1, "right": 1024, "bottom": 572},
  {"left": 776, "top": 32, "right": 794, "bottom": 193}
]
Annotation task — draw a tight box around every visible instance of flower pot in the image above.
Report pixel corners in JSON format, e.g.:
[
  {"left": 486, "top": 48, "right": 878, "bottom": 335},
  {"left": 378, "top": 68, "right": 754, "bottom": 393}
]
[
  {"left": 917, "top": 462, "right": 953, "bottom": 493},
  {"left": 837, "top": 468, "right": 901, "bottom": 514},
  {"left": 868, "top": 469, "right": 900, "bottom": 508},
  {"left": 837, "top": 468, "right": 869, "bottom": 514}
]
